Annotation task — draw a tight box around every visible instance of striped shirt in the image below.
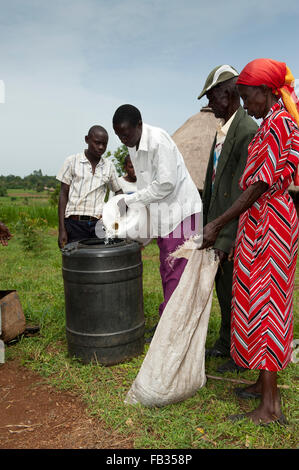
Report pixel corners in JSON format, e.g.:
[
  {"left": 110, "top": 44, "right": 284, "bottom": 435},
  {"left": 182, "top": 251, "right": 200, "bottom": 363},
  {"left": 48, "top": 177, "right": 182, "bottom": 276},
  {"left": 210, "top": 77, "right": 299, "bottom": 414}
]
[{"left": 56, "top": 152, "right": 121, "bottom": 218}]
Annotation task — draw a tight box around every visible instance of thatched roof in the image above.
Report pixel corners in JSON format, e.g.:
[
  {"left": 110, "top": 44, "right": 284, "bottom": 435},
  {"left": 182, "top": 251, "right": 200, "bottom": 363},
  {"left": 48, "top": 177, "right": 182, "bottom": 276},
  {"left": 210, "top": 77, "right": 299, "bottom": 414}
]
[
  {"left": 172, "top": 107, "right": 220, "bottom": 190},
  {"left": 173, "top": 107, "right": 298, "bottom": 193}
]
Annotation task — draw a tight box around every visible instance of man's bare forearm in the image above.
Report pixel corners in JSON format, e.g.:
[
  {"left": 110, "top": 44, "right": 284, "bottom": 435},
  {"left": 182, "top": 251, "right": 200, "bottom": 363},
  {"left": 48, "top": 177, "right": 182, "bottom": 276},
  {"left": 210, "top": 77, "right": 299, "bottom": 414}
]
[
  {"left": 58, "top": 183, "right": 69, "bottom": 229},
  {"left": 201, "top": 181, "right": 269, "bottom": 250}
]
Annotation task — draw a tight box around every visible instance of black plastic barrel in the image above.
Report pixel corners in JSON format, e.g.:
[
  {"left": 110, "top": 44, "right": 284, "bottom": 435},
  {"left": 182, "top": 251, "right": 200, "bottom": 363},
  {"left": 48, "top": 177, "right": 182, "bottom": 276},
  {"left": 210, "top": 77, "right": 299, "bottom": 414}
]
[{"left": 62, "top": 238, "right": 145, "bottom": 365}]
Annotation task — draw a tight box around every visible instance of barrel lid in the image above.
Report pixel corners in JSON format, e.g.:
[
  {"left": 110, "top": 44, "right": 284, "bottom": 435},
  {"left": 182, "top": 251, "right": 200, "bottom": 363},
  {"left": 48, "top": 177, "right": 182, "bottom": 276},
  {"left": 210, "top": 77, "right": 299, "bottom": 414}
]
[
  {"left": 79, "top": 238, "right": 127, "bottom": 248},
  {"left": 61, "top": 238, "right": 139, "bottom": 255}
]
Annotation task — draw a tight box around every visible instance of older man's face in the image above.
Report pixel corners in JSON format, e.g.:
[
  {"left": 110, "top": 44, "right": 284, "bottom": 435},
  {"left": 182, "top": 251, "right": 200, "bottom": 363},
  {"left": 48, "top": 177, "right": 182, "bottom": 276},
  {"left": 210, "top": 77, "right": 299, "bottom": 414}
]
[{"left": 206, "top": 84, "right": 229, "bottom": 119}]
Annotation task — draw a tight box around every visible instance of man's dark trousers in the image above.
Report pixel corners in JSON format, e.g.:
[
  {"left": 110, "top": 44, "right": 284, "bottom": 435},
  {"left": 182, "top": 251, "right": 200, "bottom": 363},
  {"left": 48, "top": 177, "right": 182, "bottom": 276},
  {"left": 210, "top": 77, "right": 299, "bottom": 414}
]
[{"left": 214, "top": 258, "right": 234, "bottom": 355}]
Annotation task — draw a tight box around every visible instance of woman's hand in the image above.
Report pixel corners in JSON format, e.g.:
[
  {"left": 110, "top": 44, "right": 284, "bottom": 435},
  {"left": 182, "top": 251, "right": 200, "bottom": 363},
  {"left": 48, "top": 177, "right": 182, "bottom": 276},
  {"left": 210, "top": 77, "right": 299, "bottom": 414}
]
[
  {"left": 228, "top": 242, "right": 235, "bottom": 262},
  {"left": 200, "top": 221, "right": 221, "bottom": 250}
]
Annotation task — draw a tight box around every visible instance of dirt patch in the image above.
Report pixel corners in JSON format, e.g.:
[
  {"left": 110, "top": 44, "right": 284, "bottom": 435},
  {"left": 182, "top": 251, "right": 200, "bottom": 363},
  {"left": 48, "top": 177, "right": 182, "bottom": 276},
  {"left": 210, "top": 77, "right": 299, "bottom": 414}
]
[{"left": 0, "top": 359, "right": 134, "bottom": 449}]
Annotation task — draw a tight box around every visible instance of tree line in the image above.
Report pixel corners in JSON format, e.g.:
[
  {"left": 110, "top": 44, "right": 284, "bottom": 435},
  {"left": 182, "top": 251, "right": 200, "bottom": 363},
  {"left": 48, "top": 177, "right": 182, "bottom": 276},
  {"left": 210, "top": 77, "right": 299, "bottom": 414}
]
[
  {"left": 0, "top": 145, "right": 128, "bottom": 197},
  {"left": 0, "top": 170, "right": 57, "bottom": 195}
]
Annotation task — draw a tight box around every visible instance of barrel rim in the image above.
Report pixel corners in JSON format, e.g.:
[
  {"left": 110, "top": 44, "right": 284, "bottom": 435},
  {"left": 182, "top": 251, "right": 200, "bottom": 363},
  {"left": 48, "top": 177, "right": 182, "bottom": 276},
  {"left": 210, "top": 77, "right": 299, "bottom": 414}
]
[{"left": 62, "top": 238, "right": 141, "bottom": 256}]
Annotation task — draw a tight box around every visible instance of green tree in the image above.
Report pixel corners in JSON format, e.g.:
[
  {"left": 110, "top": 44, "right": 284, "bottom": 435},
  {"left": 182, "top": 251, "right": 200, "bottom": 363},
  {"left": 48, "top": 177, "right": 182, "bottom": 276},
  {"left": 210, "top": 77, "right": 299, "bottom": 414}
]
[
  {"left": 49, "top": 184, "right": 60, "bottom": 207},
  {"left": 105, "top": 145, "right": 129, "bottom": 176},
  {"left": 0, "top": 171, "right": 57, "bottom": 191},
  {"left": 36, "top": 182, "right": 44, "bottom": 192}
]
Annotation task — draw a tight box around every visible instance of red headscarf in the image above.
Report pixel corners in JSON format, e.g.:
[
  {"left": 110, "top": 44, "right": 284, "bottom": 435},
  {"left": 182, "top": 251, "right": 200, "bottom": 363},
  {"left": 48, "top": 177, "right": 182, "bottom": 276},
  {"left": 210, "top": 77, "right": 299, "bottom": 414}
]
[
  {"left": 237, "top": 58, "right": 299, "bottom": 185},
  {"left": 237, "top": 59, "right": 285, "bottom": 91},
  {"left": 237, "top": 58, "right": 299, "bottom": 125}
]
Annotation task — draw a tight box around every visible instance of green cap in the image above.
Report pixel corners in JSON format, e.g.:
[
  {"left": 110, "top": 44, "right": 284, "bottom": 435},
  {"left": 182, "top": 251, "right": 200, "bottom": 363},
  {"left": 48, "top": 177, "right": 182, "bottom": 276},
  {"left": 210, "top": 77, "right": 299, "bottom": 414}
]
[{"left": 197, "top": 65, "right": 239, "bottom": 100}]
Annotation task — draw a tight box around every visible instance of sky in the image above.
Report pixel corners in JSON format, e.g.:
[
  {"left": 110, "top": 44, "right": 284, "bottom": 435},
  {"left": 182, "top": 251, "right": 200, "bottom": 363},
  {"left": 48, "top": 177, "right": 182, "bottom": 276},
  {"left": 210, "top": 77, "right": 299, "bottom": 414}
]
[{"left": 1, "top": 0, "right": 299, "bottom": 176}]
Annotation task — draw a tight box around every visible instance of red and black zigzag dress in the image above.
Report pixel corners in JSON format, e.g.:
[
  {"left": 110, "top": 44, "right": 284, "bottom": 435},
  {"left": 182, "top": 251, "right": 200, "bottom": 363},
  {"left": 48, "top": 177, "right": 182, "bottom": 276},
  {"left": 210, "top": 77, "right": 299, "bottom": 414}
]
[{"left": 231, "top": 102, "right": 299, "bottom": 371}]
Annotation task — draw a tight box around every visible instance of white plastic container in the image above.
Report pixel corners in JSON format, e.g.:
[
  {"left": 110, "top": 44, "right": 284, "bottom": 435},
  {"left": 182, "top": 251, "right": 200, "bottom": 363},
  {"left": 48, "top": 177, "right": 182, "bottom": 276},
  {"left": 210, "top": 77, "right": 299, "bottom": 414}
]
[{"left": 101, "top": 195, "right": 152, "bottom": 246}]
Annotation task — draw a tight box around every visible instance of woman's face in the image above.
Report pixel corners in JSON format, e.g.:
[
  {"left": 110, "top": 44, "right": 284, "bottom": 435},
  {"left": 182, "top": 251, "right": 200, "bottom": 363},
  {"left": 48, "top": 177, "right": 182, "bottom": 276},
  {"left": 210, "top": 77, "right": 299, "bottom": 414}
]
[{"left": 237, "top": 84, "right": 268, "bottom": 119}]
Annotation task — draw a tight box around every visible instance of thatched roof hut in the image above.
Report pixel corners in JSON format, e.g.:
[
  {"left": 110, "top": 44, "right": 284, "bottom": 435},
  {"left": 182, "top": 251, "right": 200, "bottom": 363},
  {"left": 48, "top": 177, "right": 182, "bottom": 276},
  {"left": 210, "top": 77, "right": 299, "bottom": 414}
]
[{"left": 172, "top": 106, "right": 220, "bottom": 191}]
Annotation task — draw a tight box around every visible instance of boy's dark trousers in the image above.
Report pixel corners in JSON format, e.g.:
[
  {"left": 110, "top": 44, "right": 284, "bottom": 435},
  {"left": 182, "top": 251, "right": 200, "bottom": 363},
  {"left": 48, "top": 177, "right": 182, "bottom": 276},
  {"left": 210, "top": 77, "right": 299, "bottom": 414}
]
[{"left": 64, "top": 217, "right": 98, "bottom": 243}]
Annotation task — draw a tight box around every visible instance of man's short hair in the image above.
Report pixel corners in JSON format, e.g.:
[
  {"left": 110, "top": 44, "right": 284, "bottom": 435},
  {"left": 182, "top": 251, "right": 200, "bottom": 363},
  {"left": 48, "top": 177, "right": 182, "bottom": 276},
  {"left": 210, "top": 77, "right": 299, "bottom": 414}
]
[
  {"left": 87, "top": 125, "right": 108, "bottom": 138},
  {"left": 113, "top": 104, "right": 142, "bottom": 127}
]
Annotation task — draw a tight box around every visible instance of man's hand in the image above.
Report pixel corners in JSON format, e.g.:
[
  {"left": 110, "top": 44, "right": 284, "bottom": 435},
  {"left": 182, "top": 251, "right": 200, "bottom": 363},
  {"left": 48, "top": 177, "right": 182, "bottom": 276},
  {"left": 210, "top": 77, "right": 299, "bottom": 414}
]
[
  {"left": 0, "top": 222, "right": 12, "bottom": 246},
  {"left": 117, "top": 198, "right": 128, "bottom": 217},
  {"left": 214, "top": 249, "right": 227, "bottom": 264},
  {"left": 58, "top": 227, "right": 68, "bottom": 249}
]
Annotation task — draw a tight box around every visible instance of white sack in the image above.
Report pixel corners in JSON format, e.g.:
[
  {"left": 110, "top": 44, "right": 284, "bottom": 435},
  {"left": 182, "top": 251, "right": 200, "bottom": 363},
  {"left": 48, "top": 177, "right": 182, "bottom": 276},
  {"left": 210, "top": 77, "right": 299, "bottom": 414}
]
[{"left": 125, "top": 240, "right": 219, "bottom": 407}]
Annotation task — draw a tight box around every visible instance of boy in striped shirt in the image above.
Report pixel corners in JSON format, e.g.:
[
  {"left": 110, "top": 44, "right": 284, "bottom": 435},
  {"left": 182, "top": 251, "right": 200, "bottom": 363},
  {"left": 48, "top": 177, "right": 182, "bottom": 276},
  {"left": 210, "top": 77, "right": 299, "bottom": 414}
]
[{"left": 57, "top": 125, "right": 122, "bottom": 248}]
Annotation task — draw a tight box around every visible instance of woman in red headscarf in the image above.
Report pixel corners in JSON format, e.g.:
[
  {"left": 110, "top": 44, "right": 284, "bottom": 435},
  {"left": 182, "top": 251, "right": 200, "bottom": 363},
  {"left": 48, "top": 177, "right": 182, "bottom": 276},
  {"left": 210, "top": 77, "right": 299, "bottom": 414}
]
[{"left": 201, "top": 58, "right": 299, "bottom": 425}]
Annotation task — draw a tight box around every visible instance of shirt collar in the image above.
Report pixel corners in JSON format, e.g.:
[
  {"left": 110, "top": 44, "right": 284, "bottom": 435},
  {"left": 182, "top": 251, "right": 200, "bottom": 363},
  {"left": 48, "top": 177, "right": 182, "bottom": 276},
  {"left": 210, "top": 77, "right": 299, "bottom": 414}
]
[
  {"left": 216, "top": 110, "right": 237, "bottom": 138},
  {"left": 80, "top": 151, "right": 105, "bottom": 166},
  {"left": 263, "top": 101, "right": 283, "bottom": 122},
  {"left": 136, "top": 123, "right": 149, "bottom": 152}
]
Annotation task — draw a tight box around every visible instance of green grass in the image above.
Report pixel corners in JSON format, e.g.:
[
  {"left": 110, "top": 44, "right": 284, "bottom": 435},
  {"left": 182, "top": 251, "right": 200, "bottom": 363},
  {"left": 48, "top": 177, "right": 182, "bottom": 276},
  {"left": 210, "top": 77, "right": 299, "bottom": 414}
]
[
  {"left": 0, "top": 193, "right": 57, "bottom": 226},
  {"left": 0, "top": 192, "right": 298, "bottom": 448},
  {"left": 1, "top": 229, "right": 298, "bottom": 449}
]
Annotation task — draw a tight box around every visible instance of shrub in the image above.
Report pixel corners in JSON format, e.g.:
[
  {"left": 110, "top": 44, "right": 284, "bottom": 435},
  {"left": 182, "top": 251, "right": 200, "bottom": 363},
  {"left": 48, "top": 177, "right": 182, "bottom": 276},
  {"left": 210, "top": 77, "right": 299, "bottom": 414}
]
[
  {"left": 49, "top": 184, "right": 60, "bottom": 207},
  {"left": 0, "top": 186, "right": 7, "bottom": 197},
  {"left": 16, "top": 213, "right": 48, "bottom": 252}
]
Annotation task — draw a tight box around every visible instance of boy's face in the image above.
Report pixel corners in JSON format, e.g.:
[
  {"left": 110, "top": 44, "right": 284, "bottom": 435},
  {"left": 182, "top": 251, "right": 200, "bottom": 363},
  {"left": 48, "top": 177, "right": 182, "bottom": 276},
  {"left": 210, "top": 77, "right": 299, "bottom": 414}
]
[
  {"left": 125, "top": 158, "right": 136, "bottom": 179},
  {"left": 113, "top": 121, "right": 142, "bottom": 148},
  {"left": 85, "top": 130, "right": 108, "bottom": 158}
]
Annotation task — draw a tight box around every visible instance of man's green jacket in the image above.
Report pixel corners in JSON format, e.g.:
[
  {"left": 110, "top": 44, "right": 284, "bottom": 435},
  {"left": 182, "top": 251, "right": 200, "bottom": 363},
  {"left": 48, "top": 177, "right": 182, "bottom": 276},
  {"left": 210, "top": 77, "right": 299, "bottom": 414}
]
[{"left": 202, "top": 106, "right": 258, "bottom": 253}]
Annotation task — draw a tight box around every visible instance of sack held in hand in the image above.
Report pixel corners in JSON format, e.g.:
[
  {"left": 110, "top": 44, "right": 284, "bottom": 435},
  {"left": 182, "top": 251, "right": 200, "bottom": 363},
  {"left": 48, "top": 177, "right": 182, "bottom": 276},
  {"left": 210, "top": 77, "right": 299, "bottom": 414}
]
[{"left": 125, "top": 244, "right": 219, "bottom": 407}]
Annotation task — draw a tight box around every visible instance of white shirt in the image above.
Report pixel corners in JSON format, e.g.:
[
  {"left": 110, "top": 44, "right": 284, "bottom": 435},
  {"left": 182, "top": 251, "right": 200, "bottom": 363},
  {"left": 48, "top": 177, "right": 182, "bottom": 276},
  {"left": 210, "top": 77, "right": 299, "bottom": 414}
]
[
  {"left": 117, "top": 176, "right": 137, "bottom": 194},
  {"left": 124, "top": 123, "right": 202, "bottom": 237},
  {"left": 56, "top": 152, "right": 121, "bottom": 218}
]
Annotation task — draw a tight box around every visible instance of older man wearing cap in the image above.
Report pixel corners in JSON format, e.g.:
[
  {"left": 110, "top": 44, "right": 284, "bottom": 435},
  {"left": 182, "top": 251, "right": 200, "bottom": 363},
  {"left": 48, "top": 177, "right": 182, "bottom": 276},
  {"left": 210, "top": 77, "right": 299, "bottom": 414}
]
[{"left": 198, "top": 65, "right": 258, "bottom": 372}]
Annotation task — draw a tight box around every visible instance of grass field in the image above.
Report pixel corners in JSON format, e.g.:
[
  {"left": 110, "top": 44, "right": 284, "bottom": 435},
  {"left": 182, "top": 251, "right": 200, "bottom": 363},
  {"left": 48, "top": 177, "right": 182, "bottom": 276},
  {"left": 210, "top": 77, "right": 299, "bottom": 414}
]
[
  {"left": 0, "top": 189, "right": 57, "bottom": 226},
  {"left": 0, "top": 193, "right": 298, "bottom": 449}
]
